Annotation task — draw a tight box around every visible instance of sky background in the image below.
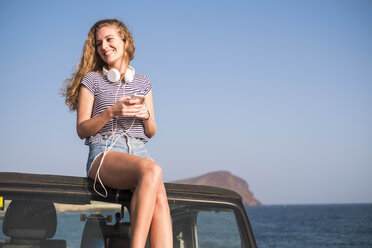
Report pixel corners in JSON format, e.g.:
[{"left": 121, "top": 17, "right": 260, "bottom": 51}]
[{"left": 0, "top": 0, "right": 371, "bottom": 205}]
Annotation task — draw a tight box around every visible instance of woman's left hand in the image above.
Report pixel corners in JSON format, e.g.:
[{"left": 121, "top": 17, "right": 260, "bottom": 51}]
[
  {"left": 126, "top": 97, "right": 149, "bottom": 120},
  {"left": 135, "top": 104, "right": 150, "bottom": 120}
]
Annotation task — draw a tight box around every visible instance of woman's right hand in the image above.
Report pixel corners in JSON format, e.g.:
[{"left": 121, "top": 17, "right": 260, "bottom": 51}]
[{"left": 110, "top": 96, "right": 143, "bottom": 118}]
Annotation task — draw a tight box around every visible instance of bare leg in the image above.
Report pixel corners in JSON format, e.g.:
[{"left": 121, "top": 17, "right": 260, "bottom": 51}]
[
  {"left": 88, "top": 151, "right": 172, "bottom": 248},
  {"left": 150, "top": 183, "right": 173, "bottom": 248}
]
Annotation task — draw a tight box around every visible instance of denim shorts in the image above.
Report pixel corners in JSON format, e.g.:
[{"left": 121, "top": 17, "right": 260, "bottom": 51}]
[{"left": 86, "top": 134, "right": 151, "bottom": 176}]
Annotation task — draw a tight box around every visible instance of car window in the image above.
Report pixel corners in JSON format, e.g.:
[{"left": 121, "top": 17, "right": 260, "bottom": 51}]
[
  {"left": 54, "top": 201, "right": 128, "bottom": 248},
  {"left": 171, "top": 202, "right": 247, "bottom": 248},
  {"left": 1, "top": 199, "right": 248, "bottom": 248},
  {"left": 197, "top": 210, "right": 242, "bottom": 248},
  {"left": 0, "top": 200, "right": 125, "bottom": 248}
]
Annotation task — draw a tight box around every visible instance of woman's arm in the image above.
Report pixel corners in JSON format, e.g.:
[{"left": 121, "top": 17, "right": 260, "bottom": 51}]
[
  {"left": 76, "top": 86, "right": 112, "bottom": 139},
  {"left": 135, "top": 90, "right": 157, "bottom": 138}
]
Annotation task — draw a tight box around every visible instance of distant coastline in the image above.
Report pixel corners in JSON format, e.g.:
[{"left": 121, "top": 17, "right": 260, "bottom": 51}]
[{"left": 172, "top": 170, "right": 261, "bottom": 206}]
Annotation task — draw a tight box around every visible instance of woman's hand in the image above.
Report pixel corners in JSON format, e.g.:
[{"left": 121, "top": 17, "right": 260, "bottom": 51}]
[
  {"left": 135, "top": 104, "right": 150, "bottom": 120},
  {"left": 110, "top": 96, "right": 143, "bottom": 118}
]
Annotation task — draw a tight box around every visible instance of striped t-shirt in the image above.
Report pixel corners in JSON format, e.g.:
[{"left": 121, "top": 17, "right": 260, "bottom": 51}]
[{"left": 80, "top": 71, "right": 152, "bottom": 145}]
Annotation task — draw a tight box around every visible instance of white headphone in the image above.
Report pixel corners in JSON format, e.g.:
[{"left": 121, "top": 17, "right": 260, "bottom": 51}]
[{"left": 103, "top": 66, "right": 135, "bottom": 83}]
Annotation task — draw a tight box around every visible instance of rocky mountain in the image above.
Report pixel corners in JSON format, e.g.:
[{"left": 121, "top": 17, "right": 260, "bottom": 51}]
[{"left": 172, "top": 171, "right": 261, "bottom": 206}]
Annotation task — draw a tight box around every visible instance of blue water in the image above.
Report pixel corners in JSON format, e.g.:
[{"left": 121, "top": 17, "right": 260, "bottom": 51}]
[{"left": 246, "top": 204, "right": 372, "bottom": 248}]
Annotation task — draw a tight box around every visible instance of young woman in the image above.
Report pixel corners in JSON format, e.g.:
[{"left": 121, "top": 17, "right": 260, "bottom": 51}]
[{"left": 63, "top": 19, "right": 173, "bottom": 248}]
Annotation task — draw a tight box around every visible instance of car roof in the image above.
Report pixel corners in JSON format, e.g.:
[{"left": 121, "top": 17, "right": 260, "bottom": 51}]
[{"left": 0, "top": 172, "right": 242, "bottom": 205}]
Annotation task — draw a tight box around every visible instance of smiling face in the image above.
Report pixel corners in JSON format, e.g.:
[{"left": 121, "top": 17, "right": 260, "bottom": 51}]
[{"left": 95, "top": 25, "right": 126, "bottom": 70}]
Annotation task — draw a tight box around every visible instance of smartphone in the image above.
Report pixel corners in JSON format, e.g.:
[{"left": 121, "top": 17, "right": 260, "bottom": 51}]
[{"left": 131, "top": 94, "right": 145, "bottom": 104}]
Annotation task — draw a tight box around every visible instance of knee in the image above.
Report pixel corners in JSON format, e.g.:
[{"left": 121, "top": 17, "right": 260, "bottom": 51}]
[{"left": 138, "top": 159, "right": 162, "bottom": 185}]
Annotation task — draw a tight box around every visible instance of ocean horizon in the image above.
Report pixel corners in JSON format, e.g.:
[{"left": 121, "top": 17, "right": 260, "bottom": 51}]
[{"left": 247, "top": 203, "right": 372, "bottom": 248}]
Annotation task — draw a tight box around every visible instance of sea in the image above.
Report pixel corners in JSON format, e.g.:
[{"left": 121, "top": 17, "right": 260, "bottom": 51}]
[
  {"left": 1, "top": 203, "right": 371, "bottom": 247},
  {"left": 246, "top": 203, "right": 372, "bottom": 248}
]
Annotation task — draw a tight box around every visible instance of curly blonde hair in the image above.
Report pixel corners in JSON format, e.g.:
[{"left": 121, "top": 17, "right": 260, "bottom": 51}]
[{"left": 62, "top": 19, "right": 135, "bottom": 111}]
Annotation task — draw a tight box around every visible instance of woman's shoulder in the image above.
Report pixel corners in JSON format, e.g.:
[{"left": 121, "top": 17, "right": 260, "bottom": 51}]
[
  {"left": 81, "top": 71, "right": 105, "bottom": 85},
  {"left": 132, "top": 72, "right": 152, "bottom": 93},
  {"left": 133, "top": 72, "right": 150, "bottom": 82},
  {"left": 84, "top": 71, "right": 104, "bottom": 80},
  {"left": 80, "top": 71, "right": 105, "bottom": 91}
]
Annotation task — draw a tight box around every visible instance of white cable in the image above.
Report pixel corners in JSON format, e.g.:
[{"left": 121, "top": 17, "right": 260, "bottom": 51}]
[{"left": 93, "top": 80, "right": 137, "bottom": 198}]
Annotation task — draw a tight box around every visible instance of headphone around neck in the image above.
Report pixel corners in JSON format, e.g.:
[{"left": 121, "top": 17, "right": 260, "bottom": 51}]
[{"left": 103, "top": 66, "right": 135, "bottom": 83}]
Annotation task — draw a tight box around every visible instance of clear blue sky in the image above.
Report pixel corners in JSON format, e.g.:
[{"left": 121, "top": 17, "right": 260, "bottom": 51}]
[{"left": 0, "top": 0, "right": 371, "bottom": 204}]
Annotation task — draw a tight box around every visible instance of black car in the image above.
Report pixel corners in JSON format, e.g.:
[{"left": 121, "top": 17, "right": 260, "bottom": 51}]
[{"left": 0, "top": 172, "right": 257, "bottom": 248}]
